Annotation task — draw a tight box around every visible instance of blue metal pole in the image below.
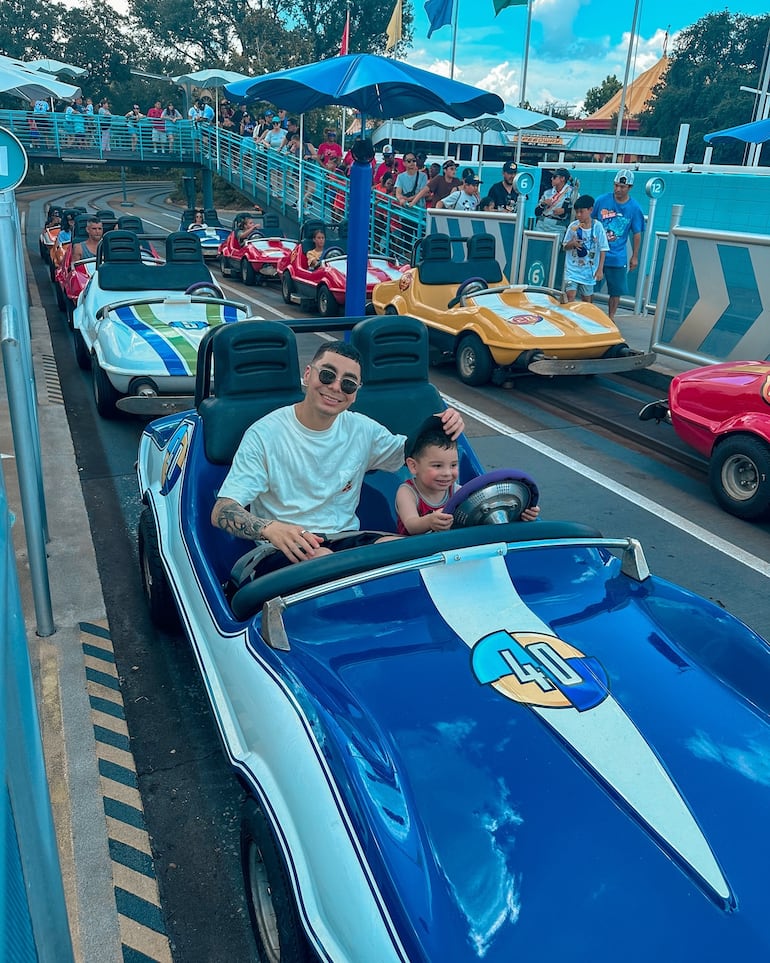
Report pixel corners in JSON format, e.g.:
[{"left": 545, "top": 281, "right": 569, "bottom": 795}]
[{"left": 345, "top": 152, "right": 372, "bottom": 316}]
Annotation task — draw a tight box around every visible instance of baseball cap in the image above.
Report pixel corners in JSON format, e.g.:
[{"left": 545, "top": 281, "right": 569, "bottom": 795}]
[
  {"left": 382, "top": 143, "right": 394, "bottom": 154},
  {"left": 552, "top": 167, "right": 570, "bottom": 179},
  {"left": 614, "top": 168, "right": 635, "bottom": 185},
  {"left": 443, "top": 159, "right": 458, "bottom": 169},
  {"left": 503, "top": 160, "right": 517, "bottom": 174},
  {"left": 463, "top": 173, "right": 480, "bottom": 186}
]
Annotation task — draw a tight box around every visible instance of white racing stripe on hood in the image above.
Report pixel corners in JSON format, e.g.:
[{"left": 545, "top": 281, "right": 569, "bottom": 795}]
[{"left": 420, "top": 552, "right": 731, "bottom": 903}]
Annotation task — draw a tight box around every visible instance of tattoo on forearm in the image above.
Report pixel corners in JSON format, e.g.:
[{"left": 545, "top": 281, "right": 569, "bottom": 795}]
[{"left": 214, "top": 500, "right": 270, "bottom": 540}]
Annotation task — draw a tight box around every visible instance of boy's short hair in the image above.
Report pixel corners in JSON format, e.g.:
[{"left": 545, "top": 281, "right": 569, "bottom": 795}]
[
  {"left": 405, "top": 415, "right": 456, "bottom": 459},
  {"left": 574, "top": 194, "right": 595, "bottom": 211},
  {"left": 311, "top": 339, "right": 362, "bottom": 367}
]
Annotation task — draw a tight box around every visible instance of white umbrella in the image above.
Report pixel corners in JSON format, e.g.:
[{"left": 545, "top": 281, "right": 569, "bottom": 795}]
[
  {"left": 404, "top": 103, "right": 565, "bottom": 165},
  {"left": 173, "top": 69, "right": 252, "bottom": 168},
  {"left": 26, "top": 58, "right": 88, "bottom": 80},
  {"left": 0, "top": 54, "right": 81, "bottom": 102}
]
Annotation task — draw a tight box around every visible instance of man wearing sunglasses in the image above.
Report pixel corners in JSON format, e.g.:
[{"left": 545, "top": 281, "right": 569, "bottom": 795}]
[{"left": 211, "top": 340, "right": 464, "bottom": 574}]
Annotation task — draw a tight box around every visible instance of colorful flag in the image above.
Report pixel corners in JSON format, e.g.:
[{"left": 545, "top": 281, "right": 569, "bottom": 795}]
[
  {"left": 340, "top": 9, "right": 350, "bottom": 55},
  {"left": 493, "top": 0, "right": 527, "bottom": 14},
  {"left": 386, "top": 0, "right": 403, "bottom": 50},
  {"left": 424, "top": 0, "right": 453, "bottom": 38}
]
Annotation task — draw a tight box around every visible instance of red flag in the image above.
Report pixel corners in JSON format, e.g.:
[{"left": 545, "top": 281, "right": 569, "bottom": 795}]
[{"left": 340, "top": 10, "right": 350, "bottom": 55}]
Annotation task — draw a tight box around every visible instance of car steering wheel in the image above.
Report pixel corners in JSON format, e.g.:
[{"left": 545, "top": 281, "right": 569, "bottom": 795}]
[
  {"left": 322, "top": 246, "right": 345, "bottom": 259},
  {"left": 448, "top": 276, "right": 489, "bottom": 309},
  {"left": 444, "top": 469, "right": 539, "bottom": 527},
  {"left": 185, "top": 281, "right": 225, "bottom": 299},
  {"left": 243, "top": 228, "right": 265, "bottom": 241}
]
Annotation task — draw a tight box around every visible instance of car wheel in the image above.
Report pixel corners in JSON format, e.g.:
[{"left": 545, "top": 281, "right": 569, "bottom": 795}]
[
  {"left": 241, "top": 257, "right": 256, "bottom": 286},
  {"left": 138, "top": 508, "right": 180, "bottom": 631},
  {"left": 281, "top": 271, "right": 294, "bottom": 305},
  {"left": 456, "top": 334, "right": 494, "bottom": 386},
  {"left": 241, "top": 798, "right": 313, "bottom": 963},
  {"left": 317, "top": 284, "right": 338, "bottom": 318},
  {"left": 384, "top": 305, "right": 399, "bottom": 315},
  {"left": 709, "top": 434, "right": 770, "bottom": 520},
  {"left": 54, "top": 281, "right": 66, "bottom": 312},
  {"left": 74, "top": 331, "right": 91, "bottom": 371},
  {"left": 219, "top": 253, "right": 229, "bottom": 277},
  {"left": 92, "top": 356, "right": 121, "bottom": 419}
]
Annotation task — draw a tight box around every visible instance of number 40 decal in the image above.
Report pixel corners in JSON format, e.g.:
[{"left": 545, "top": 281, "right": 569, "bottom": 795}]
[{"left": 500, "top": 641, "right": 583, "bottom": 691}]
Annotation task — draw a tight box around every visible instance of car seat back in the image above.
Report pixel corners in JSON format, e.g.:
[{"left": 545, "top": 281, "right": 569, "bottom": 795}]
[
  {"left": 97, "top": 230, "right": 142, "bottom": 265},
  {"left": 117, "top": 215, "right": 145, "bottom": 233},
  {"left": 262, "top": 212, "right": 281, "bottom": 235},
  {"left": 179, "top": 208, "right": 198, "bottom": 229},
  {"left": 416, "top": 233, "right": 458, "bottom": 284},
  {"left": 165, "top": 232, "right": 203, "bottom": 262},
  {"left": 72, "top": 214, "right": 91, "bottom": 243},
  {"left": 196, "top": 321, "right": 304, "bottom": 465},
  {"left": 204, "top": 208, "right": 222, "bottom": 227},
  {"left": 466, "top": 232, "right": 504, "bottom": 284}
]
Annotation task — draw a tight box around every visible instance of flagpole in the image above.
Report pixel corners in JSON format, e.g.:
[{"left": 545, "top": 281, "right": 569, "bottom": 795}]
[
  {"left": 340, "top": 2, "right": 351, "bottom": 154},
  {"left": 443, "top": 0, "right": 460, "bottom": 160},
  {"left": 515, "top": 0, "right": 532, "bottom": 163},
  {"left": 613, "top": 0, "right": 640, "bottom": 163}
]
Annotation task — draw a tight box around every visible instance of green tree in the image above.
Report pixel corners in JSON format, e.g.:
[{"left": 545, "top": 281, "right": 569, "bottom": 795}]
[
  {"left": 583, "top": 75, "right": 621, "bottom": 116},
  {"left": 639, "top": 12, "right": 770, "bottom": 163},
  {"left": 0, "top": 0, "right": 69, "bottom": 61}
]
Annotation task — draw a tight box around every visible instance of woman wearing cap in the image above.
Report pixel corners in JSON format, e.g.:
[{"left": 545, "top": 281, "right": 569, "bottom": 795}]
[
  {"left": 125, "top": 104, "right": 144, "bottom": 152},
  {"left": 534, "top": 168, "right": 574, "bottom": 238}
]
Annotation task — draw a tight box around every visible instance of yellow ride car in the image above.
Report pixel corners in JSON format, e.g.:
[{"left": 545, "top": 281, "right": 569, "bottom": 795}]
[{"left": 371, "top": 232, "right": 655, "bottom": 385}]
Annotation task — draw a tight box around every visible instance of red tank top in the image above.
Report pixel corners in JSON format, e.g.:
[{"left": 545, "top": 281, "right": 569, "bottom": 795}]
[{"left": 396, "top": 478, "right": 453, "bottom": 535}]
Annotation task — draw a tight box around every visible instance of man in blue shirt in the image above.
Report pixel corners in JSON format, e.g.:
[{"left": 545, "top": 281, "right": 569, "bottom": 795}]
[{"left": 591, "top": 169, "right": 645, "bottom": 321}]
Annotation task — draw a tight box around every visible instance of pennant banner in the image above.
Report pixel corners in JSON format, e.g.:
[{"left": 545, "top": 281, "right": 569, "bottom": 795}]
[
  {"left": 386, "top": 0, "right": 403, "bottom": 50},
  {"left": 424, "top": 0, "right": 453, "bottom": 38},
  {"left": 493, "top": 0, "right": 528, "bottom": 14},
  {"left": 340, "top": 9, "right": 350, "bottom": 55}
]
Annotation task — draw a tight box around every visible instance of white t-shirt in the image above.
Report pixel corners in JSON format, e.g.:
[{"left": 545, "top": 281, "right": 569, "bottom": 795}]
[
  {"left": 217, "top": 405, "right": 406, "bottom": 533},
  {"left": 562, "top": 218, "right": 609, "bottom": 285},
  {"left": 441, "top": 189, "right": 479, "bottom": 212}
]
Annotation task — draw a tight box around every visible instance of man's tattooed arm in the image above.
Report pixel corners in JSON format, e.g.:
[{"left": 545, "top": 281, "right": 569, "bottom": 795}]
[{"left": 211, "top": 497, "right": 274, "bottom": 540}]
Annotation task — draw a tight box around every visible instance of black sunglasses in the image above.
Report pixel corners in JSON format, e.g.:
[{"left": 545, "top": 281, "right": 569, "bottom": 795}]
[{"left": 311, "top": 364, "right": 361, "bottom": 395}]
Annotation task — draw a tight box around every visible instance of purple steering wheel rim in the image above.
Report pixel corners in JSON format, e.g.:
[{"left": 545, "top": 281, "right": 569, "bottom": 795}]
[{"left": 444, "top": 468, "right": 540, "bottom": 515}]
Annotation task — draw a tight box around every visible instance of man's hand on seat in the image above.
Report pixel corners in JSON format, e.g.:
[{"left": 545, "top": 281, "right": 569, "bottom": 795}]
[{"left": 438, "top": 407, "right": 464, "bottom": 440}]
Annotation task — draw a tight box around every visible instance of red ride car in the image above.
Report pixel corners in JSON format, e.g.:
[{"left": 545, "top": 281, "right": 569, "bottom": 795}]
[
  {"left": 218, "top": 211, "right": 296, "bottom": 286},
  {"left": 641, "top": 361, "right": 770, "bottom": 520},
  {"left": 278, "top": 220, "right": 407, "bottom": 317}
]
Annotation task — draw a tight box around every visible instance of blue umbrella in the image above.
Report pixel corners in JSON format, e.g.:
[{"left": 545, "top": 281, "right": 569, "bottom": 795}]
[
  {"left": 224, "top": 54, "right": 503, "bottom": 121},
  {"left": 226, "top": 55, "right": 504, "bottom": 314},
  {"left": 704, "top": 118, "right": 770, "bottom": 144}
]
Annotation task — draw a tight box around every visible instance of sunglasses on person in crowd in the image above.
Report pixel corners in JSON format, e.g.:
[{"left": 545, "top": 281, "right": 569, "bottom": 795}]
[{"left": 310, "top": 365, "right": 361, "bottom": 395}]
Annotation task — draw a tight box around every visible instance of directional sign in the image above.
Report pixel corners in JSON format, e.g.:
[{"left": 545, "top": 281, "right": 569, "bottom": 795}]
[{"left": 0, "top": 127, "right": 28, "bottom": 192}]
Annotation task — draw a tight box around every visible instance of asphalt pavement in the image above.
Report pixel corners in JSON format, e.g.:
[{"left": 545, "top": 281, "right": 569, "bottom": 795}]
[{"left": 0, "top": 213, "right": 672, "bottom": 962}]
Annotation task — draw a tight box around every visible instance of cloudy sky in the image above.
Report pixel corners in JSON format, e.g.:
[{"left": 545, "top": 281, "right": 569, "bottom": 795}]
[{"left": 404, "top": 0, "right": 769, "bottom": 115}]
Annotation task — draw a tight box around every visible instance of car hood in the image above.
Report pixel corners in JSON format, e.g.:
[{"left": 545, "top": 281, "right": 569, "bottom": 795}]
[{"left": 270, "top": 545, "right": 770, "bottom": 961}]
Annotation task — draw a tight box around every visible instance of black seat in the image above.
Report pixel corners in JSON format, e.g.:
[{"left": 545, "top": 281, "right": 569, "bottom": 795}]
[
  {"left": 117, "top": 215, "right": 145, "bottom": 233},
  {"left": 350, "top": 314, "right": 444, "bottom": 437},
  {"left": 95, "top": 208, "right": 115, "bottom": 220},
  {"left": 262, "top": 212, "right": 280, "bottom": 235},
  {"left": 96, "top": 230, "right": 142, "bottom": 265},
  {"left": 466, "top": 232, "right": 504, "bottom": 284},
  {"left": 179, "top": 208, "right": 197, "bottom": 229},
  {"left": 165, "top": 232, "right": 203, "bottom": 262},
  {"left": 417, "top": 233, "right": 459, "bottom": 285},
  {"left": 71, "top": 214, "right": 91, "bottom": 244},
  {"left": 196, "top": 321, "right": 304, "bottom": 465},
  {"left": 204, "top": 208, "right": 222, "bottom": 227}
]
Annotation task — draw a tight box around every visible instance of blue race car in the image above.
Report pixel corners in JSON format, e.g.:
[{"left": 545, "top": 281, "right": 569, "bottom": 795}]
[{"left": 136, "top": 314, "right": 770, "bottom": 963}]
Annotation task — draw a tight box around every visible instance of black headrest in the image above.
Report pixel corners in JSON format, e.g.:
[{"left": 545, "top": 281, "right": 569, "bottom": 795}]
[
  {"left": 467, "top": 233, "right": 496, "bottom": 260},
  {"left": 117, "top": 215, "right": 144, "bottom": 233},
  {"left": 204, "top": 208, "right": 222, "bottom": 226},
  {"left": 98, "top": 230, "right": 142, "bottom": 264},
  {"left": 350, "top": 315, "right": 444, "bottom": 438},
  {"left": 72, "top": 214, "right": 91, "bottom": 243},
  {"left": 420, "top": 233, "right": 452, "bottom": 261},
  {"left": 165, "top": 232, "right": 203, "bottom": 262},
  {"left": 95, "top": 209, "right": 115, "bottom": 220},
  {"left": 196, "top": 321, "right": 304, "bottom": 465}
]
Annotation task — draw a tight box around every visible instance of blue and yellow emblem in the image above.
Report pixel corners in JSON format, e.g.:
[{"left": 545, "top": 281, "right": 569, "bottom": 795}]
[
  {"left": 160, "top": 423, "right": 191, "bottom": 495},
  {"left": 471, "top": 630, "right": 609, "bottom": 711}
]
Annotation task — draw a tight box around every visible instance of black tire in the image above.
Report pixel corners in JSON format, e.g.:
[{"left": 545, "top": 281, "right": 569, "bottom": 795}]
[
  {"left": 219, "top": 253, "right": 229, "bottom": 277},
  {"left": 74, "top": 331, "right": 91, "bottom": 370},
  {"left": 241, "top": 798, "right": 313, "bottom": 963},
  {"left": 323, "top": 246, "right": 344, "bottom": 259},
  {"left": 138, "top": 509, "right": 179, "bottom": 631},
  {"left": 281, "top": 271, "right": 294, "bottom": 305},
  {"left": 708, "top": 434, "right": 770, "bottom": 520},
  {"left": 384, "top": 305, "right": 399, "bottom": 315},
  {"left": 317, "top": 284, "right": 338, "bottom": 318},
  {"left": 92, "top": 356, "right": 121, "bottom": 418},
  {"left": 456, "top": 334, "right": 494, "bottom": 386},
  {"left": 241, "top": 257, "right": 256, "bottom": 286},
  {"left": 603, "top": 342, "right": 635, "bottom": 359}
]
